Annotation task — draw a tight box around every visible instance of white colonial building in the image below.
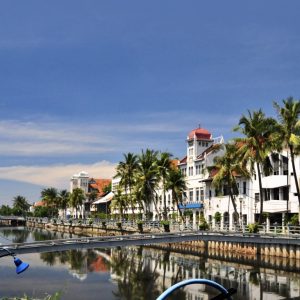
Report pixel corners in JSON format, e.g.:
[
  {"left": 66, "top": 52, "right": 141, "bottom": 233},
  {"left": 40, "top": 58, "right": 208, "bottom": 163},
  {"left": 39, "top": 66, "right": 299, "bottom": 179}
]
[
  {"left": 112, "top": 126, "right": 300, "bottom": 229},
  {"left": 179, "top": 127, "right": 300, "bottom": 230}
]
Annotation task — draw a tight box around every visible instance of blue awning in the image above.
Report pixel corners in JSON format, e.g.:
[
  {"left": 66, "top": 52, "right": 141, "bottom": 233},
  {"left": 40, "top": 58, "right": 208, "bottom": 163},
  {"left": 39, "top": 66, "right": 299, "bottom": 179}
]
[{"left": 178, "top": 203, "right": 203, "bottom": 209}]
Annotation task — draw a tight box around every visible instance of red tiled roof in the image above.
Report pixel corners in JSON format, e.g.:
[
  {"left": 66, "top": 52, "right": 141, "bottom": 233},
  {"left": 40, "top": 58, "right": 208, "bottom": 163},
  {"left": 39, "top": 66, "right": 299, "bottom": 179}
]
[
  {"left": 179, "top": 156, "right": 187, "bottom": 164},
  {"left": 89, "top": 178, "right": 111, "bottom": 197},
  {"left": 89, "top": 256, "right": 108, "bottom": 272},
  {"left": 34, "top": 201, "right": 46, "bottom": 207},
  {"left": 188, "top": 128, "right": 212, "bottom": 140}
]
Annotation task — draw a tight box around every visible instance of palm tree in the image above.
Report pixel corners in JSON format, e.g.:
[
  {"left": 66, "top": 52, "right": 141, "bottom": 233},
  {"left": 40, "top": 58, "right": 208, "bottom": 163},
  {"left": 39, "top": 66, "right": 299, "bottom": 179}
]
[
  {"left": 166, "top": 167, "right": 187, "bottom": 222},
  {"left": 115, "top": 152, "right": 139, "bottom": 219},
  {"left": 13, "top": 195, "right": 30, "bottom": 214},
  {"left": 58, "top": 189, "right": 70, "bottom": 218},
  {"left": 41, "top": 187, "right": 59, "bottom": 208},
  {"left": 111, "top": 188, "right": 127, "bottom": 221},
  {"left": 157, "top": 152, "right": 173, "bottom": 220},
  {"left": 208, "top": 143, "right": 251, "bottom": 226},
  {"left": 274, "top": 98, "right": 300, "bottom": 217},
  {"left": 135, "top": 149, "right": 159, "bottom": 217},
  {"left": 70, "top": 188, "right": 85, "bottom": 218},
  {"left": 234, "top": 109, "right": 279, "bottom": 223}
]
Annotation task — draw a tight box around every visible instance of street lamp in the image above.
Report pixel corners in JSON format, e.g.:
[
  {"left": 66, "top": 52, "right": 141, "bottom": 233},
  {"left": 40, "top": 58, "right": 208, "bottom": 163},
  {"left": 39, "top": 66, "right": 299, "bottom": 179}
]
[{"left": 0, "top": 248, "right": 29, "bottom": 274}]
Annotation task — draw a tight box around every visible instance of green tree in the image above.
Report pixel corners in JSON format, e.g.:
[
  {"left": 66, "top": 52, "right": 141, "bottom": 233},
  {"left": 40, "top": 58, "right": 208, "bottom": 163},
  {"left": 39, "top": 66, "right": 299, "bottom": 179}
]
[
  {"left": 115, "top": 152, "right": 139, "bottom": 219},
  {"left": 274, "top": 97, "right": 300, "bottom": 216},
  {"left": 34, "top": 206, "right": 57, "bottom": 218},
  {"left": 166, "top": 167, "right": 186, "bottom": 222},
  {"left": 234, "top": 109, "right": 279, "bottom": 223},
  {"left": 135, "top": 149, "right": 159, "bottom": 216},
  {"left": 41, "top": 187, "right": 59, "bottom": 208},
  {"left": 0, "top": 204, "right": 12, "bottom": 216},
  {"left": 103, "top": 182, "right": 112, "bottom": 194},
  {"left": 157, "top": 152, "right": 173, "bottom": 220},
  {"left": 69, "top": 188, "right": 85, "bottom": 218},
  {"left": 13, "top": 195, "right": 30, "bottom": 215},
  {"left": 58, "top": 189, "right": 70, "bottom": 218},
  {"left": 111, "top": 188, "right": 127, "bottom": 221},
  {"left": 209, "top": 143, "right": 251, "bottom": 226}
]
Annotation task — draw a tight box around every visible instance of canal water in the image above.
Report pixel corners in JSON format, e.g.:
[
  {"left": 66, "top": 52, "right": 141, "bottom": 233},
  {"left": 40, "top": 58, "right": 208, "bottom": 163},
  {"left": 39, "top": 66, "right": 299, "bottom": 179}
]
[{"left": 1, "top": 227, "right": 300, "bottom": 300}]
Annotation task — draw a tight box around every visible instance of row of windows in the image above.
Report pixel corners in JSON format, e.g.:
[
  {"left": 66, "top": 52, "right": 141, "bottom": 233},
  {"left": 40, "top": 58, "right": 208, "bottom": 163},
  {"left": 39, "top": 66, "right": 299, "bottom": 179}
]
[
  {"left": 181, "top": 164, "right": 204, "bottom": 177},
  {"left": 189, "top": 188, "right": 205, "bottom": 201}
]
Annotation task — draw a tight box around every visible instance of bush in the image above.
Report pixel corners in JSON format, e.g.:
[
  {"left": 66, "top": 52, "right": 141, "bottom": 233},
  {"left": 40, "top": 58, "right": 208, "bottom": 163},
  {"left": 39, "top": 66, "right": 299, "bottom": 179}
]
[
  {"left": 290, "top": 214, "right": 299, "bottom": 226},
  {"left": 160, "top": 220, "right": 170, "bottom": 226},
  {"left": 247, "top": 223, "right": 259, "bottom": 233},
  {"left": 199, "top": 222, "right": 209, "bottom": 231},
  {"left": 199, "top": 213, "right": 209, "bottom": 231},
  {"left": 214, "top": 212, "right": 222, "bottom": 223},
  {"left": 88, "top": 219, "right": 94, "bottom": 226}
]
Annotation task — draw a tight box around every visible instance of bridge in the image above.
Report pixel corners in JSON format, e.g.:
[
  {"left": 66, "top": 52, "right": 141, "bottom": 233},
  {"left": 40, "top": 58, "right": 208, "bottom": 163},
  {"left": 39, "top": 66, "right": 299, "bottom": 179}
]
[
  {"left": 1, "top": 231, "right": 300, "bottom": 258},
  {"left": 0, "top": 216, "right": 26, "bottom": 226}
]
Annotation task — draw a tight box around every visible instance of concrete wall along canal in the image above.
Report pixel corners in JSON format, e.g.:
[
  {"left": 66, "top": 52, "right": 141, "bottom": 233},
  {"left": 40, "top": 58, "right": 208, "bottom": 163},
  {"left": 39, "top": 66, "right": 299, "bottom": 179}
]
[{"left": 26, "top": 219, "right": 300, "bottom": 260}]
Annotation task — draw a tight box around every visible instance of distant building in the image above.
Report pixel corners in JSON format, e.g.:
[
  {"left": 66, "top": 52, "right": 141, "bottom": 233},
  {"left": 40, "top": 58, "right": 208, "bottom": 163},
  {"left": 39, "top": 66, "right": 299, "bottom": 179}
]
[{"left": 69, "top": 171, "right": 112, "bottom": 218}]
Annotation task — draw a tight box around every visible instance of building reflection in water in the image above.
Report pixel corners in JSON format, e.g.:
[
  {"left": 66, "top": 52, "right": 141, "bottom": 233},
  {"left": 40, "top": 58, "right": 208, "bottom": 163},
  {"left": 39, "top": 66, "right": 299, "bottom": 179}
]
[{"left": 38, "top": 244, "right": 300, "bottom": 299}]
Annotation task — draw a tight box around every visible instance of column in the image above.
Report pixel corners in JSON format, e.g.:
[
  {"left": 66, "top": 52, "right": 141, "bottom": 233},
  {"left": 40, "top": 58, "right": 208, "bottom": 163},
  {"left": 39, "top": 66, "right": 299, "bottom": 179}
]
[
  {"left": 193, "top": 211, "right": 197, "bottom": 229},
  {"left": 266, "top": 216, "right": 270, "bottom": 232},
  {"left": 282, "top": 212, "right": 286, "bottom": 233}
]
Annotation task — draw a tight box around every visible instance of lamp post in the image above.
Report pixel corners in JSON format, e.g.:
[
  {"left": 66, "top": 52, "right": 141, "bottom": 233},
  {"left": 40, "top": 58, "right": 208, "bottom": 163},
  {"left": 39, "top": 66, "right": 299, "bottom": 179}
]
[{"left": 0, "top": 248, "right": 29, "bottom": 274}]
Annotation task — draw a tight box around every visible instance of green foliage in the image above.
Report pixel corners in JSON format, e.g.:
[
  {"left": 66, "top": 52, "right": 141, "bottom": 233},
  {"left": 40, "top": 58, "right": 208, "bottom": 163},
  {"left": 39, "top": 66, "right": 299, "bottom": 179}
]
[
  {"left": 94, "top": 212, "right": 107, "bottom": 219},
  {"left": 247, "top": 223, "right": 259, "bottom": 233},
  {"left": 103, "top": 182, "right": 112, "bottom": 194},
  {"left": 2, "top": 290, "right": 62, "bottom": 300},
  {"left": 13, "top": 195, "right": 30, "bottom": 213},
  {"left": 183, "top": 210, "right": 193, "bottom": 217},
  {"left": 160, "top": 220, "right": 170, "bottom": 226},
  {"left": 34, "top": 206, "right": 58, "bottom": 218},
  {"left": 199, "top": 213, "right": 209, "bottom": 231},
  {"left": 214, "top": 212, "right": 222, "bottom": 223},
  {"left": 290, "top": 214, "right": 299, "bottom": 226},
  {"left": 0, "top": 204, "right": 12, "bottom": 215}
]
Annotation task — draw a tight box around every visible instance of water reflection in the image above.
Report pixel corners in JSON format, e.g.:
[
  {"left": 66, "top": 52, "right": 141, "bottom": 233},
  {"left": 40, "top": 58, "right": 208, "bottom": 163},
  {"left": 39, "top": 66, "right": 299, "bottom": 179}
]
[{"left": 1, "top": 227, "right": 300, "bottom": 299}]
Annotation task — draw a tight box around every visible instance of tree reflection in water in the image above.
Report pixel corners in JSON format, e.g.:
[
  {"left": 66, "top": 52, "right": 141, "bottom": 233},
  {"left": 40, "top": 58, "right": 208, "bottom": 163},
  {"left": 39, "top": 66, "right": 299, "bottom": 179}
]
[
  {"left": 0, "top": 227, "right": 30, "bottom": 243},
  {"left": 110, "top": 246, "right": 161, "bottom": 300}
]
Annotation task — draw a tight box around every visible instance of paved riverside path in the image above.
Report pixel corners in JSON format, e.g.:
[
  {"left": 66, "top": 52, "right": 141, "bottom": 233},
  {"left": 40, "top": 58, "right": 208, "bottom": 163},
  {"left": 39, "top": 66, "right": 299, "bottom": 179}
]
[{"left": 1, "top": 231, "right": 300, "bottom": 257}]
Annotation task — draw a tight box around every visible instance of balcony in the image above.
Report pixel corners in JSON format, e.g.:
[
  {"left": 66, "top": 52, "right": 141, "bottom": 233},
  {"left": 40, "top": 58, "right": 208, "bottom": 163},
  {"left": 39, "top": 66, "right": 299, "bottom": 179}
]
[
  {"left": 263, "top": 200, "right": 288, "bottom": 213},
  {"left": 262, "top": 175, "right": 289, "bottom": 189}
]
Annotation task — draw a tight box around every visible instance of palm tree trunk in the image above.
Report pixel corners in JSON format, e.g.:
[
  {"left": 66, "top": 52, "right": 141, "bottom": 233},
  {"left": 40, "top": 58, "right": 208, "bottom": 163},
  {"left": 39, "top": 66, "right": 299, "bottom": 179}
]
[
  {"left": 229, "top": 190, "right": 239, "bottom": 224},
  {"left": 289, "top": 145, "right": 300, "bottom": 222},
  {"left": 163, "top": 179, "right": 167, "bottom": 220},
  {"left": 128, "top": 184, "right": 136, "bottom": 220},
  {"left": 257, "top": 162, "right": 264, "bottom": 224},
  {"left": 153, "top": 192, "right": 161, "bottom": 220},
  {"left": 173, "top": 192, "right": 184, "bottom": 222}
]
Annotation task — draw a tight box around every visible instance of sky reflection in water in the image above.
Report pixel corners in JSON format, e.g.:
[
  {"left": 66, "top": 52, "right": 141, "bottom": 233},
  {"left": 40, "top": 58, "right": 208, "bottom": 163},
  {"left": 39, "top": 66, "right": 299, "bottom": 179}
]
[{"left": 1, "top": 227, "right": 300, "bottom": 299}]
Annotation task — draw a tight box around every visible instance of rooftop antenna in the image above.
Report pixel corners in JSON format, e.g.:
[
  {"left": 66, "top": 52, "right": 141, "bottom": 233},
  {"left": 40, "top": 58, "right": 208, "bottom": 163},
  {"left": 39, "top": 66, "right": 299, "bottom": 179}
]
[{"left": 198, "top": 123, "right": 201, "bottom": 128}]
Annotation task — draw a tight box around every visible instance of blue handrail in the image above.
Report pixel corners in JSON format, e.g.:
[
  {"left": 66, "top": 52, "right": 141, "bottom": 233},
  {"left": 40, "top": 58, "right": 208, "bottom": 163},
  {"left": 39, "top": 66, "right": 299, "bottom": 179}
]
[{"left": 157, "top": 278, "right": 234, "bottom": 300}]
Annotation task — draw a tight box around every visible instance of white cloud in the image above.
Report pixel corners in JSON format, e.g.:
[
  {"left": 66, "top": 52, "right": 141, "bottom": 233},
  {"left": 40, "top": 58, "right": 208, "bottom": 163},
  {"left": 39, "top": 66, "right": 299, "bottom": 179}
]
[
  {"left": 0, "top": 161, "right": 116, "bottom": 188},
  {"left": 0, "top": 112, "right": 239, "bottom": 158}
]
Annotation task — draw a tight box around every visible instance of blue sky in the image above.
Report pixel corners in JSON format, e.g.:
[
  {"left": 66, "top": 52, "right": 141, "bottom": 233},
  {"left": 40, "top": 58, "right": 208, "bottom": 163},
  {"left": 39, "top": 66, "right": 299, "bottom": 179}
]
[{"left": 0, "top": 1, "right": 300, "bottom": 205}]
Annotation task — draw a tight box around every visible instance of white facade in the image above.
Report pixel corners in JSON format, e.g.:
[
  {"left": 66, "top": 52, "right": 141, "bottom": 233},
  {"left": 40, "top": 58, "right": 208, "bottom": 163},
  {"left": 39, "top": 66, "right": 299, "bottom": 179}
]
[
  {"left": 70, "top": 171, "right": 89, "bottom": 194},
  {"left": 180, "top": 128, "right": 300, "bottom": 230},
  {"left": 111, "top": 127, "right": 300, "bottom": 228}
]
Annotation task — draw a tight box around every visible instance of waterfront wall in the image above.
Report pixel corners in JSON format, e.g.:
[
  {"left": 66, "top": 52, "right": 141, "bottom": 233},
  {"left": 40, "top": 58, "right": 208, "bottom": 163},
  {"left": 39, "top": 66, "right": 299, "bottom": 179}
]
[{"left": 25, "top": 220, "right": 300, "bottom": 260}]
